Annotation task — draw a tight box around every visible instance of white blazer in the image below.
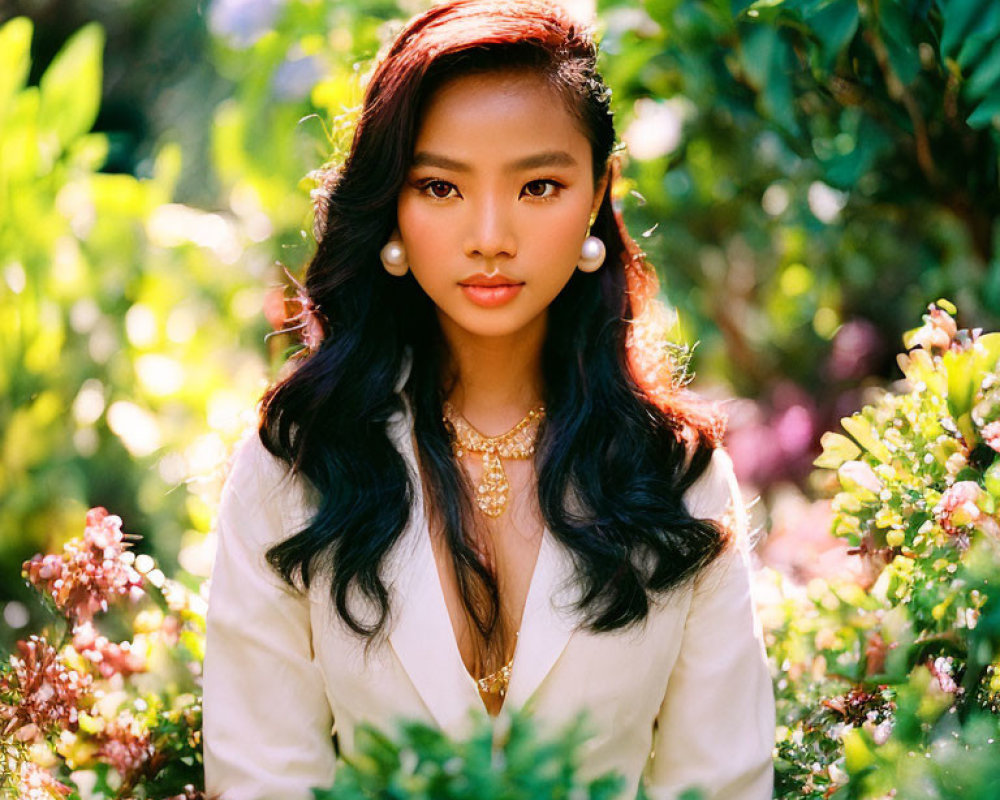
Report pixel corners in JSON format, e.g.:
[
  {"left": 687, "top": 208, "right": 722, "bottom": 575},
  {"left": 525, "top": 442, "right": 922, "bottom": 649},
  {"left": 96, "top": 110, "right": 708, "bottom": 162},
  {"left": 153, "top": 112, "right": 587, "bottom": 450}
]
[{"left": 203, "top": 372, "right": 775, "bottom": 800}]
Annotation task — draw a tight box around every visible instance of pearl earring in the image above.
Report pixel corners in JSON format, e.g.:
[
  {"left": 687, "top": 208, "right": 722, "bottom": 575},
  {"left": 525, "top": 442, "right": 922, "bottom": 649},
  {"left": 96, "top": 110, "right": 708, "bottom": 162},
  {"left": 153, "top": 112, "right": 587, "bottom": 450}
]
[
  {"left": 380, "top": 239, "right": 408, "bottom": 276},
  {"left": 578, "top": 235, "right": 605, "bottom": 272}
]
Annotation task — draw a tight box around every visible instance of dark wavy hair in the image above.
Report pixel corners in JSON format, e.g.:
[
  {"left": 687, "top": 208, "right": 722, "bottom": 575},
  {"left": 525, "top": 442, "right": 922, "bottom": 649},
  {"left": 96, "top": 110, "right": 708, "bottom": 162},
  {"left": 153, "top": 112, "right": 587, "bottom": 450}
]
[{"left": 259, "top": 0, "right": 731, "bottom": 676}]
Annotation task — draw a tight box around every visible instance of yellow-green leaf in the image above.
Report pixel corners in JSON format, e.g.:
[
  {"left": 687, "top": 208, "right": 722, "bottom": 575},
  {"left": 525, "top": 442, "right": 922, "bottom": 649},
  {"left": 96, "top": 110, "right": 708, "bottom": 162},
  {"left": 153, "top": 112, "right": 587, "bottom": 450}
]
[
  {"left": 38, "top": 22, "right": 104, "bottom": 148},
  {"left": 814, "top": 431, "right": 862, "bottom": 469},
  {"left": 0, "top": 17, "right": 32, "bottom": 120},
  {"left": 843, "top": 727, "right": 876, "bottom": 773},
  {"left": 943, "top": 348, "right": 976, "bottom": 420},
  {"left": 841, "top": 414, "right": 893, "bottom": 463}
]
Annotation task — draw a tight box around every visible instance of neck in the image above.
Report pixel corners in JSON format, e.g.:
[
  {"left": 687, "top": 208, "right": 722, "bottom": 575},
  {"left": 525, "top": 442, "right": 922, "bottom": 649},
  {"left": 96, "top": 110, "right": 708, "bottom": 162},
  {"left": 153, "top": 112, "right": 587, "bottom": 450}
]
[{"left": 437, "top": 311, "right": 546, "bottom": 435}]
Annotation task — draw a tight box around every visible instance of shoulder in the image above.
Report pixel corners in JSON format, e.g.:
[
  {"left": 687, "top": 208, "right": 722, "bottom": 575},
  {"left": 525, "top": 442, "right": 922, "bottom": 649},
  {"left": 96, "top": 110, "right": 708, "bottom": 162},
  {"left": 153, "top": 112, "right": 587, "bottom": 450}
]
[
  {"left": 225, "top": 429, "right": 288, "bottom": 492},
  {"left": 681, "top": 446, "right": 740, "bottom": 523},
  {"left": 680, "top": 444, "right": 759, "bottom": 599},
  {"left": 220, "top": 428, "right": 317, "bottom": 544}
]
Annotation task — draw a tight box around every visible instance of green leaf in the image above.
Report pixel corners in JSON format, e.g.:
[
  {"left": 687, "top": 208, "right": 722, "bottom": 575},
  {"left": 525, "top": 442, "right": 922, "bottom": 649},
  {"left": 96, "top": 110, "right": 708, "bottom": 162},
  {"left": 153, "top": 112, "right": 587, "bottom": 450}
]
[
  {"left": 0, "top": 17, "right": 32, "bottom": 119},
  {"left": 1, "top": 86, "right": 41, "bottom": 182},
  {"left": 966, "top": 40, "right": 1000, "bottom": 100},
  {"left": 38, "top": 22, "right": 104, "bottom": 148},
  {"left": 809, "top": 0, "right": 860, "bottom": 72},
  {"left": 815, "top": 431, "right": 862, "bottom": 468},
  {"left": 938, "top": 0, "right": 990, "bottom": 60},
  {"left": 843, "top": 727, "right": 876, "bottom": 772},
  {"left": 956, "top": 7, "right": 1000, "bottom": 71},
  {"left": 880, "top": 0, "right": 921, "bottom": 84},
  {"left": 821, "top": 114, "right": 893, "bottom": 188},
  {"left": 739, "top": 26, "right": 801, "bottom": 134},
  {"left": 969, "top": 93, "right": 1000, "bottom": 128},
  {"left": 733, "top": 0, "right": 770, "bottom": 16},
  {"left": 972, "top": 331, "right": 1000, "bottom": 372},
  {"left": 985, "top": 460, "right": 1000, "bottom": 496}
]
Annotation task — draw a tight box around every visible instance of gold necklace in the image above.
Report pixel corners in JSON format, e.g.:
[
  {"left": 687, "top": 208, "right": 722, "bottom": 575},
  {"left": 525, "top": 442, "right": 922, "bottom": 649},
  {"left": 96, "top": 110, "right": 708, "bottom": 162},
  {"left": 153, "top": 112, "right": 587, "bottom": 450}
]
[
  {"left": 442, "top": 401, "right": 545, "bottom": 518},
  {"left": 476, "top": 631, "right": 518, "bottom": 700}
]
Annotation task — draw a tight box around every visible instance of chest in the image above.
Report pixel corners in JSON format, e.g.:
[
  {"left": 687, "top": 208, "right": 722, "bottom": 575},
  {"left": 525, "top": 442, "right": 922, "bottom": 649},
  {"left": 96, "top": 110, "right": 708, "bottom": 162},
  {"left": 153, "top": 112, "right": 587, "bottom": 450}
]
[{"left": 428, "top": 456, "right": 544, "bottom": 673}]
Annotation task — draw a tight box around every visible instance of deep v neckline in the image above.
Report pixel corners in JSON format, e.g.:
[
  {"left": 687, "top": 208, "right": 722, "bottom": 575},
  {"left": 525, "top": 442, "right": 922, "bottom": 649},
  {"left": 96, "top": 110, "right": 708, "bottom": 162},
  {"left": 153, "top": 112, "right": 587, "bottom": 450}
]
[
  {"left": 412, "top": 431, "right": 548, "bottom": 716},
  {"left": 386, "top": 398, "right": 579, "bottom": 732}
]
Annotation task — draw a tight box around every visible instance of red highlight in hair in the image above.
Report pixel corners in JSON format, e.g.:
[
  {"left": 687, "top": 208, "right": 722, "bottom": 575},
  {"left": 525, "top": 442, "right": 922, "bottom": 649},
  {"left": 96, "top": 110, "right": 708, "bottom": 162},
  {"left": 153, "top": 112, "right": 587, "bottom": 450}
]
[{"left": 365, "top": 0, "right": 729, "bottom": 450}]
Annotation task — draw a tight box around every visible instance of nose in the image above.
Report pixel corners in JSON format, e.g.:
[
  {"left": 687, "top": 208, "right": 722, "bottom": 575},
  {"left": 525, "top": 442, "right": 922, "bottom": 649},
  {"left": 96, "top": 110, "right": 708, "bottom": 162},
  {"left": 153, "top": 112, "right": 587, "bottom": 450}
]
[{"left": 463, "top": 195, "right": 517, "bottom": 262}]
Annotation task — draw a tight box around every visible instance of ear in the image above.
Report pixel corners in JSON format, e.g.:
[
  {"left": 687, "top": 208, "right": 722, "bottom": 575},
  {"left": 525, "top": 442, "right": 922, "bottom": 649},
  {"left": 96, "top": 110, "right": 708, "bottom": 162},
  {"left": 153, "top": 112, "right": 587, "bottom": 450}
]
[{"left": 590, "top": 165, "right": 611, "bottom": 225}]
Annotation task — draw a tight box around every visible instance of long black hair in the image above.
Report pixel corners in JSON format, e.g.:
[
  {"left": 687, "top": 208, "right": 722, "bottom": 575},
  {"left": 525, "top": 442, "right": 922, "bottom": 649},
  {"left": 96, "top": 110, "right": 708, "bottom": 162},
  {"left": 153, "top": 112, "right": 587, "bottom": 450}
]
[{"left": 259, "top": 0, "right": 730, "bottom": 676}]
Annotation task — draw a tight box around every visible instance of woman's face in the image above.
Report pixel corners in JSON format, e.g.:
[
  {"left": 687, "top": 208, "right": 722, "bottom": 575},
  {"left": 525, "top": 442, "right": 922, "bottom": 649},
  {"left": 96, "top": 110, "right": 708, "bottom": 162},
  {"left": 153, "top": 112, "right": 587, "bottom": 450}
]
[{"left": 397, "top": 69, "right": 608, "bottom": 342}]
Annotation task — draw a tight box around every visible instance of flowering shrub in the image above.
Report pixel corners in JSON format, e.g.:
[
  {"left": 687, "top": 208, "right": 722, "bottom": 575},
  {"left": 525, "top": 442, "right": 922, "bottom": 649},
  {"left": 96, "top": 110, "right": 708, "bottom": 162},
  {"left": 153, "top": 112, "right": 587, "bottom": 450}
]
[
  {"left": 769, "top": 300, "right": 1000, "bottom": 798},
  {"left": 1, "top": 509, "right": 206, "bottom": 799}
]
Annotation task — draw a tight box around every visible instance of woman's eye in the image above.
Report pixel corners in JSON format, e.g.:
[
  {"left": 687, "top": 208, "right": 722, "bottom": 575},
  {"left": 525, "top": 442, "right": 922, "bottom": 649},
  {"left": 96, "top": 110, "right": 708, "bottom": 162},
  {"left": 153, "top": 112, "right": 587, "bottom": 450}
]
[
  {"left": 422, "top": 180, "right": 457, "bottom": 199},
  {"left": 522, "top": 179, "right": 560, "bottom": 199}
]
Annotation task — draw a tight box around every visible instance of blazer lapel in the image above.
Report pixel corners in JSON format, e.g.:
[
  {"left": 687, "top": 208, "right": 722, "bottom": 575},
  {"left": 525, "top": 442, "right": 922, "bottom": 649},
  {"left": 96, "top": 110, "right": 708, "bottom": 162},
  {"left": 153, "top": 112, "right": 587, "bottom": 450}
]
[
  {"left": 503, "top": 528, "right": 579, "bottom": 710},
  {"left": 384, "top": 403, "right": 483, "bottom": 734}
]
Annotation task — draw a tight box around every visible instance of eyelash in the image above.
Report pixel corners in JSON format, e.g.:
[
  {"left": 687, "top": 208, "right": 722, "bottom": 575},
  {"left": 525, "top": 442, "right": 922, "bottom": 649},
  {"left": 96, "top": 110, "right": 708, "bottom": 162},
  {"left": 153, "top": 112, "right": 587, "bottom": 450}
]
[{"left": 414, "top": 178, "right": 564, "bottom": 201}]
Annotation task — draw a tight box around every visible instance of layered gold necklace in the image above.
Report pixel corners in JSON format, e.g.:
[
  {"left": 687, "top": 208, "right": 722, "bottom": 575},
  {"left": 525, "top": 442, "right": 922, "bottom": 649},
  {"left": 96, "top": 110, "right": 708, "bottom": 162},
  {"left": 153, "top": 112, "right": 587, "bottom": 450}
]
[
  {"left": 440, "top": 401, "right": 545, "bottom": 705},
  {"left": 441, "top": 400, "right": 546, "bottom": 519}
]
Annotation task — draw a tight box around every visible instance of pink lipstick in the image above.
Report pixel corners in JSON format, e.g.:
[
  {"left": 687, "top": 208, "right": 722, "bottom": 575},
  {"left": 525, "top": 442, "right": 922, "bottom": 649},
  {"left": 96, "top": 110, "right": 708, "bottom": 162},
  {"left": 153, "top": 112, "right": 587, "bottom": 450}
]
[{"left": 458, "top": 273, "right": 524, "bottom": 308}]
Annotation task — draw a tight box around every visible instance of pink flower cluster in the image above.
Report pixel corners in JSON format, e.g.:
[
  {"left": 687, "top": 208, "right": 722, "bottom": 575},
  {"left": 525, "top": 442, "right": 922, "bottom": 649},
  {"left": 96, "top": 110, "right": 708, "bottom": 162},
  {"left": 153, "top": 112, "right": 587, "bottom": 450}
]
[
  {"left": 983, "top": 420, "right": 1000, "bottom": 453},
  {"left": 97, "top": 710, "right": 156, "bottom": 782},
  {"left": 16, "top": 760, "right": 73, "bottom": 799},
  {"left": 928, "top": 656, "right": 960, "bottom": 695},
  {"left": 22, "top": 507, "right": 144, "bottom": 623},
  {"left": 933, "top": 481, "right": 1000, "bottom": 545},
  {"left": 5, "top": 507, "right": 208, "bottom": 799},
  {"left": 909, "top": 304, "right": 958, "bottom": 353},
  {"left": 72, "top": 621, "right": 147, "bottom": 679},
  {"left": 0, "top": 636, "right": 93, "bottom": 743}
]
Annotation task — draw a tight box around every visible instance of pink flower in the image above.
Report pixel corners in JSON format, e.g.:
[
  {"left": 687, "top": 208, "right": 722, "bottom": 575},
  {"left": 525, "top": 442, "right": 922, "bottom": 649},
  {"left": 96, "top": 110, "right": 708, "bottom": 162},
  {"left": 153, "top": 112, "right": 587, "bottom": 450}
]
[
  {"left": 934, "top": 481, "right": 1000, "bottom": 543},
  {"left": 97, "top": 710, "right": 155, "bottom": 781},
  {"left": 22, "top": 507, "right": 144, "bottom": 623},
  {"left": 72, "top": 622, "right": 147, "bottom": 679},
  {"left": 909, "top": 304, "right": 958, "bottom": 354},
  {"left": 17, "top": 760, "right": 73, "bottom": 799},
  {"left": 983, "top": 421, "right": 1000, "bottom": 453},
  {"left": 929, "top": 657, "right": 959, "bottom": 694},
  {"left": 0, "top": 636, "right": 92, "bottom": 742}
]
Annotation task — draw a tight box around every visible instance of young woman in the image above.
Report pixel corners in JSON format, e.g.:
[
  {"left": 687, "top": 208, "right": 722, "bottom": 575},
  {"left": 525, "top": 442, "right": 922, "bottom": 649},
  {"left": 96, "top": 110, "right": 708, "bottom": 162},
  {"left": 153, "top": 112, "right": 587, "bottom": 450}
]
[{"left": 202, "top": 1, "right": 775, "bottom": 798}]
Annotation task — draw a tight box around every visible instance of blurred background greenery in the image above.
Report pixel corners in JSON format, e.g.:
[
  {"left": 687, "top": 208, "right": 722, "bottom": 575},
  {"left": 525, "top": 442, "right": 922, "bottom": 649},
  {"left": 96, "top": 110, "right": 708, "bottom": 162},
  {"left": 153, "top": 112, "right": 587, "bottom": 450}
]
[{"left": 2, "top": 0, "right": 998, "bottom": 660}]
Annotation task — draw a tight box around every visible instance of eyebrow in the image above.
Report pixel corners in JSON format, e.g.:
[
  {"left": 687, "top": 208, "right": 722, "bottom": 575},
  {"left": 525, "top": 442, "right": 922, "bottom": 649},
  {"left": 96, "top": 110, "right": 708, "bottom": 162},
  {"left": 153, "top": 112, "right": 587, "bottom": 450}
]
[{"left": 410, "top": 150, "right": 579, "bottom": 172}]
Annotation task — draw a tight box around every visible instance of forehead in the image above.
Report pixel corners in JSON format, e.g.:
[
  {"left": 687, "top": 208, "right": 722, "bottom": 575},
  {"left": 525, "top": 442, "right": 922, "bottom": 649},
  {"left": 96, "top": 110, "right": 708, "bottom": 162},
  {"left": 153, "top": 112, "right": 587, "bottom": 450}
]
[{"left": 412, "top": 70, "right": 590, "bottom": 166}]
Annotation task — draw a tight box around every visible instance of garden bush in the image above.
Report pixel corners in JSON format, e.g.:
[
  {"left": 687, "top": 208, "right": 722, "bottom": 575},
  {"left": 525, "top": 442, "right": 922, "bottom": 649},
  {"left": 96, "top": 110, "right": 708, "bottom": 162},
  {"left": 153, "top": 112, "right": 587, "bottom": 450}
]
[
  {"left": 0, "top": 14, "right": 272, "bottom": 655},
  {"left": 768, "top": 300, "right": 1000, "bottom": 798}
]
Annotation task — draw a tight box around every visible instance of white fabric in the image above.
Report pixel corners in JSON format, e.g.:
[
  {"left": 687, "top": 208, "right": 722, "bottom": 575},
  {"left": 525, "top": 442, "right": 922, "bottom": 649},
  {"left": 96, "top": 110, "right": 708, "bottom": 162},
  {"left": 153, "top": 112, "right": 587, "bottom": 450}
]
[{"left": 203, "top": 388, "right": 774, "bottom": 800}]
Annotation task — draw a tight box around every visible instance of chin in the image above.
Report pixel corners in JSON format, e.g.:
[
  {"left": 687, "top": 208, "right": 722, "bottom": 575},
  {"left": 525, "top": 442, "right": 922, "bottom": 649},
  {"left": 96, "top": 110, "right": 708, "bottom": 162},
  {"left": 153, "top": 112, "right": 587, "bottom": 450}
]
[{"left": 438, "top": 306, "right": 544, "bottom": 340}]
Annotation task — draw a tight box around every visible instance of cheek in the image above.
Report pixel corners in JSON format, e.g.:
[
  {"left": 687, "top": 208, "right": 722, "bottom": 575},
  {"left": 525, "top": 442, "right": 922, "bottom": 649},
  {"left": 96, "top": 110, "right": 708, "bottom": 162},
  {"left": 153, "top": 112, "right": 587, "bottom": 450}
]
[
  {"left": 523, "top": 204, "right": 589, "bottom": 273},
  {"left": 397, "top": 197, "right": 451, "bottom": 272}
]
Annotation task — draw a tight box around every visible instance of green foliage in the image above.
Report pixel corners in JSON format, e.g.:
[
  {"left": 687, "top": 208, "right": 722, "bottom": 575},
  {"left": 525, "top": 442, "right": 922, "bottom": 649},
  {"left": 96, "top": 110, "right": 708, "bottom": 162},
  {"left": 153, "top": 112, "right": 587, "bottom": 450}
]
[
  {"left": 0, "top": 15, "right": 272, "bottom": 652},
  {"left": 768, "top": 301, "right": 1000, "bottom": 798},
  {"left": 314, "top": 711, "right": 625, "bottom": 800},
  {"left": 597, "top": 0, "right": 1000, "bottom": 402},
  {"left": 209, "top": 0, "right": 405, "bottom": 244}
]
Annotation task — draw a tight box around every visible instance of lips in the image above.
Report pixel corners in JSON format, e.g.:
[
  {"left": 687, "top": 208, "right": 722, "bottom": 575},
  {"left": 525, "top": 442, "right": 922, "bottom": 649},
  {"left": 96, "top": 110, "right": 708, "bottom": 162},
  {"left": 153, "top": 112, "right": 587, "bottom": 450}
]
[{"left": 458, "top": 272, "right": 523, "bottom": 287}]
